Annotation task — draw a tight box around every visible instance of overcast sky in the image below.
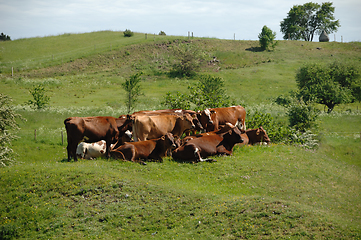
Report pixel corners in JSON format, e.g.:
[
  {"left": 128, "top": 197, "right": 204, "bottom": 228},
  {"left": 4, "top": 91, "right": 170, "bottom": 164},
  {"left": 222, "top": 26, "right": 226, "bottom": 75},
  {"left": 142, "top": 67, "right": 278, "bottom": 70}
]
[{"left": 1, "top": 0, "right": 360, "bottom": 42}]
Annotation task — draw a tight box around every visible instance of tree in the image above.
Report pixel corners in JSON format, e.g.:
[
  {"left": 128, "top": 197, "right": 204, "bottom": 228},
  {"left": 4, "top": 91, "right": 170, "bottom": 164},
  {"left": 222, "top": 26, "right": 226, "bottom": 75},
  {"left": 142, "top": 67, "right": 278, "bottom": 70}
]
[
  {"left": 0, "top": 32, "right": 11, "bottom": 41},
  {"left": 121, "top": 72, "right": 143, "bottom": 114},
  {"left": 26, "top": 84, "right": 50, "bottom": 110},
  {"left": 123, "top": 29, "right": 134, "bottom": 37},
  {"left": 258, "top": 25, "right": 277, "bottom": 51},
  {"left": 295, "top": 62, "right": 360, "bottom": 113},
  {"left": 1, "top": 94, "right": 23, "bottom": 166},
  {"left": 280, "top": 2, "right": 340, "bottom": 41}
]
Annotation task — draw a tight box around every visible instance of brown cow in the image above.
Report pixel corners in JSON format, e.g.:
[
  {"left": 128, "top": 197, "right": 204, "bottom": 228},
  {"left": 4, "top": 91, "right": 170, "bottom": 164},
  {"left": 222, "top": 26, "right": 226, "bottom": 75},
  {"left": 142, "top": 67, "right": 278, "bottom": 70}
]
[
  {"left": 197, "top": 105, "right": 246, "bottom": 132},
  {"left": 239, "top": 127, "right": 271, "bottom": 146},
  {"left": 64, "top": 116, "right": 119, "bottom": 161},
  {"left": 132, "top": 113, "right": 200, "bottom": 142},
  {"left": 110, "top": 133, "right": 177, "bottom": 165},
  {"left": 172, "top": 125, "right": 244, "bottom": 163}
]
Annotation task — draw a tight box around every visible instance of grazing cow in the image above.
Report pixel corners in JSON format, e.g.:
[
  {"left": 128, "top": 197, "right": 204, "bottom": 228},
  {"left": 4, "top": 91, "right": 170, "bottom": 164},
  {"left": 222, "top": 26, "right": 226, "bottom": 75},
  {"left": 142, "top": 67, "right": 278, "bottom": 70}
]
[
  {"left": 197, "top": 105, "right": 246, "bottom": 132},
  {"left": 172, "top": 125, "right": 244, "bottom": 163},
  {"left": 239, "top": 127, "right": 271, "bottom": 146},
  {"left": 111, "top": 133, "right": 177, "bottom": 164},
  {"left": 64, "top": 116, "right": 120, "bottom": 161},
  {"left": 132, "top": 113, "right": 200, "bottom": 142}
]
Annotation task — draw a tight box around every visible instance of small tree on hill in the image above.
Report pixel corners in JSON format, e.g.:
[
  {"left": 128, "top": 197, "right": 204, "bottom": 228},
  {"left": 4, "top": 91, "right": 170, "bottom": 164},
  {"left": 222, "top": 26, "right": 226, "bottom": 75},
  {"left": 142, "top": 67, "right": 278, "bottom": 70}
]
[
  {"left": 296, "top": 62, "right": 360, "bottom": 113},
  {"left": 0, "top": 32, "right": 11, "bottom": 41},
  {"left": 122, "top": 72, "right": 143, "bottom": 114},
  {"left": 26, "top": 84, "right": 50, "bottom": 110},
  {"left": 258, "top": 25, "right": 277, "bottom": 51},
  {"left": 123, "top": 29, "right": 134, "bottom": 37}
]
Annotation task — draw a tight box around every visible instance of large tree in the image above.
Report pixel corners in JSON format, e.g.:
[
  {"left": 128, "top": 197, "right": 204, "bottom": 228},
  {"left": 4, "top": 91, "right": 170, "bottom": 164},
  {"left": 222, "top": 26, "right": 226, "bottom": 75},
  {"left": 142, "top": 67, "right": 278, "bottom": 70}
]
[
  {"left": 280, "top": 2, "right": 340, "bottom": 41},
  {"left": 296, "top": 62, "right": 360, "bottom": 113}
]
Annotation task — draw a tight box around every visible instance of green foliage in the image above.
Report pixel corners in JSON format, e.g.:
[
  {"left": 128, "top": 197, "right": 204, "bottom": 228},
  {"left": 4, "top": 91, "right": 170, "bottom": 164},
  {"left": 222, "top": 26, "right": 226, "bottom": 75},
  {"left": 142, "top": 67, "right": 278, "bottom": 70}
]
[
  {"left": 162, "top": 75, "right": 232, "bottom": 110},
  {"left": 296, "top": 62, "right": 360, "bottom": 113},
  {"left": 121, "top": 72, "right": 143, "bottom": 114},
  {"left": 287, "top": 98, "right": 319, "bottom": 131},
  {"left": 258, "top": 25, "right": 277, "bottom": 51},
  {"left": 280, "top": 2, "right": 340, "bottom": 41},
  {"left": 0, "top": 32, "right": 11, "bottom": 41},
  {"left": 0, "top": 94, "right": 23, "bottom": 166},
  {"left": 159, "top": 31, "right": 166, "bottom": 36},
  {"left": 162, "top": 91, "right": 190, "bottom": 110},
  {"left": 123, "top": 29, "right": 134, "bottom": 37},
  {"left": 170, "top": 43, "right": 206, "bottom": 77},
  {"left": 26, "top": 84, "right": 50, "bottom": 110}
]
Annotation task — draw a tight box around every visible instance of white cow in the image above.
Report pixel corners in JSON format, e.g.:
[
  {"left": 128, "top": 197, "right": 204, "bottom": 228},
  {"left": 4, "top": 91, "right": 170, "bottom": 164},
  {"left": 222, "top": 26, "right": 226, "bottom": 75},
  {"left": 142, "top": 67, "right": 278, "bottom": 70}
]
[{"left": 76, "top": 130, "right": 132, "bottom": 159}]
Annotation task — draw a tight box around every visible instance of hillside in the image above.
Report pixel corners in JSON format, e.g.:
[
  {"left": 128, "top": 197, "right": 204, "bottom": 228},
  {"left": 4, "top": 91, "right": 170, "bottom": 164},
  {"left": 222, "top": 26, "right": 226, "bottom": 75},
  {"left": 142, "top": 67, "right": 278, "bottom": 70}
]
[{"left": 0, "top": 31, "right": 360, "bottom": 239}]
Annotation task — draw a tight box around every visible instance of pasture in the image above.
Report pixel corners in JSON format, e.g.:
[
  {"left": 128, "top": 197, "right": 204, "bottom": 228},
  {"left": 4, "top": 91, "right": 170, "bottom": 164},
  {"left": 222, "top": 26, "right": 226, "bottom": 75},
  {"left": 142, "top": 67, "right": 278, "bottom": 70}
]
[{"left": 0, "top": 31, "right": 361, "bottom": 239}]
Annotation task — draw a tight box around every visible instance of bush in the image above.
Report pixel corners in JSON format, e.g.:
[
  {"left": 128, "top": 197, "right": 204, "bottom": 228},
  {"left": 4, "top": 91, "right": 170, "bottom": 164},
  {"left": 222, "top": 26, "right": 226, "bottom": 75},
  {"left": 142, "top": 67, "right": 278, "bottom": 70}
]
[
  {"left": 287, "top": 98, "right": 319, "bottom": 132},
  {"left": 1, "top": 94, "right": 23, "bottom": 167},
  {"left": 123, "top": 29, "right": 134, "bottom": 37},
  {"left": 26, "top": 84, "right": 50, "bottom": 110},
  {"left": 258, "top": 26, "right": 277, "bottom": 51},
  {"left": 159, "top": 31, "right": 166, "bottom": 36},
  {"left": 162, "top": 75, "right": 232, "bottom": 110},
  {"left": 169, "top": 43, "right": 206, "bottom": 77}
]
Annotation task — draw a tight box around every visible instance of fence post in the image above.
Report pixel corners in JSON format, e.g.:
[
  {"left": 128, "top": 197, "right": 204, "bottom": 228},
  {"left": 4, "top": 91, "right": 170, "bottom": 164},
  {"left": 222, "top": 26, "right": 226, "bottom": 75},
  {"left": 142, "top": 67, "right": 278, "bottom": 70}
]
[
  {"left": 145, "top": 33, "right": 147, "bottom": 39},
  {"left": 34, "top": 129, "right": 37, "bottom": 141},
  {"left": 12, "top": 67, "right": 13, "bottom": 77},
  {"left": 61, "top": 131, "right": 64, "bottom": 145},
  {"left": 188, "top": 31, "right": 190, "bottom": 40}
]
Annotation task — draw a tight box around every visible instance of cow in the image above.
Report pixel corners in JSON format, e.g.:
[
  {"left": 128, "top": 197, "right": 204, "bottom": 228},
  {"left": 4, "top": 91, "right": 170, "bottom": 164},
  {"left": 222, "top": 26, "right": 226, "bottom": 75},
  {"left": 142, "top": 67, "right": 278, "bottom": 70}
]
[
  {"left": 64, "top": 115, "right": 132, "bottom": 161},
  {"left": 239, "top": 126, "right": 271, "bottom": 146},
  {"left": 197, "top": 105, "right": 246, "bottom": 132},
  {"left": 172, "top": 125, "right": 244, "bottom": 163},
  {"left": 132, "top": 109, "right": 202, "bottom": 135},
  {"left": 110, "top": 133, "right": 177, "bottom": 165},
  {"left": 132, "top": 113, "right": 200, "bottom": 142},
  {"left": 76, "top": 130, "right": 133, "bottom": 160}
]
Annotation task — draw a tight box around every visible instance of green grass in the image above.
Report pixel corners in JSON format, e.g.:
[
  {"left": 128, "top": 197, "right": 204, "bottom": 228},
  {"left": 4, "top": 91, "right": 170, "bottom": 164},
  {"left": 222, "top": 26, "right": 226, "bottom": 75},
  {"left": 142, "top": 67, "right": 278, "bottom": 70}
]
[{"left": 1, "top": 31, "right": 361, "bottom": 239}]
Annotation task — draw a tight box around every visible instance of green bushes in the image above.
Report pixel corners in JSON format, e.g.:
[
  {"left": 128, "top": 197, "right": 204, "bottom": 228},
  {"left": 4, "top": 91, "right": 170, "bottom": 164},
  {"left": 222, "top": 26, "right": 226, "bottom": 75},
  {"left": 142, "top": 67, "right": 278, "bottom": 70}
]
[
  {"left": 123, "top": 29, "right": 134, "bottom": 37},
  {"left": 26, "top": 84, "right": 50, "bottom": 110},
  {"left": 258, "top": 26, "right": 277, "bottom": 51}
]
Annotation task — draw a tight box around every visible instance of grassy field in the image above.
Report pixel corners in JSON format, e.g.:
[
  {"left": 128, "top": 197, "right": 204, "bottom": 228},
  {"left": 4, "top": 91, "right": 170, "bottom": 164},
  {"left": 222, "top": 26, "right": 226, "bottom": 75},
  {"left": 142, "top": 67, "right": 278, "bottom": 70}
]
[{"left": 0, "top": 31, "right": 361, "bottom": 239}]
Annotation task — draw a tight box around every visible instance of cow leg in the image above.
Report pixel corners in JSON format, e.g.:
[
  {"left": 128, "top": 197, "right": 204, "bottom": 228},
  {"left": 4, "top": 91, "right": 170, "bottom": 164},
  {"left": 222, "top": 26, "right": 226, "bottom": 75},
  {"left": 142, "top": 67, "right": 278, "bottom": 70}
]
[{"left": 194, "top": 147, "right": 216, "bottom": 163}]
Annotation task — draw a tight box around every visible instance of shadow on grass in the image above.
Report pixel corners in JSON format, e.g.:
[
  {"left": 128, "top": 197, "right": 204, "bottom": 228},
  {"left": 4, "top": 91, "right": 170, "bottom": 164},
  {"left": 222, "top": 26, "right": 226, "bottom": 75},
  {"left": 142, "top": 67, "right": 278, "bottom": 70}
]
[{"left": 245, "top": 47, "right": 264, "bottom": 52}]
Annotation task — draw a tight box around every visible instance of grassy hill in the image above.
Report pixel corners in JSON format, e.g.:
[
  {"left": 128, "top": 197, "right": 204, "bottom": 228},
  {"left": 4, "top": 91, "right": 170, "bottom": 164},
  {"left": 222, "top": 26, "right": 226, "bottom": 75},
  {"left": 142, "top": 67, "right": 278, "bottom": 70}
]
[{"left": 0, "top": 31, "right": 361, "bottom": 239}]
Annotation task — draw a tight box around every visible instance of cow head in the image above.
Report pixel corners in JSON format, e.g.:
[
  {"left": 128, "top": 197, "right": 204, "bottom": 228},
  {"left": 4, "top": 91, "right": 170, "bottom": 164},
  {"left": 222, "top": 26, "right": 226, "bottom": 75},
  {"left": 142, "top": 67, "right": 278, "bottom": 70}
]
[
  {"left": 228, "top": 126, "right": 244, "bottom": 144},
  {"left": 197, "top": 109, "right": 217, "bottom": 131},
  {"left": 162, "top": 133, "right": 177, "bottom": 150},
  {"left": 256, "top": 126, "right": 271, "bottom": 144}
]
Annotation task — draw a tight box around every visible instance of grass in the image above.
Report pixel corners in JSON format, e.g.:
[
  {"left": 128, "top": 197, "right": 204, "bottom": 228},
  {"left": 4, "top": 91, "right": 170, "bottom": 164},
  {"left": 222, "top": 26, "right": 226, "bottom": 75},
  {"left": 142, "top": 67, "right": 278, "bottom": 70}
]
[{"left": 0, "top": 31, "right": 361, "bottom": 239}]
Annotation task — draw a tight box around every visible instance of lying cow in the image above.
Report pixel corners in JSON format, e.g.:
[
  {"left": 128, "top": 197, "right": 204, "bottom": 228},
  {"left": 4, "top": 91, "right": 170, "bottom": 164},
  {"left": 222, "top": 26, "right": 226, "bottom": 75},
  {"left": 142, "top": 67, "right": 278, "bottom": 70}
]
[
  {"left": 172, "top": 125, "right": 244, "bottom": 163},
  {"left": 76, "top": 130, "right": 132, "bottom": 160},
  {"left": 132, "top": 113, "right": 201, "bottom": 142},
  {"left": 239, "top": 126, "right": 271, "bottom": 146},
  {"left": 110, "top": 133, "right": 177, "bottom": 165},
  {"left": 197, "top": 105, "right": 246, "bottom": 132}
]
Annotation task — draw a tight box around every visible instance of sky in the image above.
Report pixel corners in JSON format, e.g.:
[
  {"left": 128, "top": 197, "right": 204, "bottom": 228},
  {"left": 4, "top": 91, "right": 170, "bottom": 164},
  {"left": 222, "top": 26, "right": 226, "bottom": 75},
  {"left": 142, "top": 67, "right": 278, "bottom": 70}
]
[{"left": 1, "top": 0, "right": 360, "bottom": 42}]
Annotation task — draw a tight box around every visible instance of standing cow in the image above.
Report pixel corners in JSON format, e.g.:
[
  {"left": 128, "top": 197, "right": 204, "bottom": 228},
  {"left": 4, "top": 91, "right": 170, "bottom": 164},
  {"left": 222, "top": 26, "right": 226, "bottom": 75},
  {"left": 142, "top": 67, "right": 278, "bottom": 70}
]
[
  {"left": 132, "top": 113, "right": 200, "bottom": 142},
  {"left": 197, "top": 105, "right": 246, "bottom": 132},
  {"left": 64, "top": 116, "right": 119, "bottom": 161}
]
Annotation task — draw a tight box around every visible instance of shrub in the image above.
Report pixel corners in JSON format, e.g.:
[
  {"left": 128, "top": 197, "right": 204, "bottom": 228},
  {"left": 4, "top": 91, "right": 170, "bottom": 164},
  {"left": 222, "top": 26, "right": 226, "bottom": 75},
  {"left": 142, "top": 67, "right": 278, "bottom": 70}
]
[
  {"left": 169, "top": 43, "right": 206, "bottom": 77},
  {"left": 162, "top": 75, "right": 232, "bottom": 110},
  {"left": 0, "top": 94, "right": 23, "bottom": 167},
  {"left": 26, "top": 84, "right": 50, "bottom": 110},
  {"left": 258, "top": 25, "right": 277, "bottom": 51},
  {"left": 287, "top": 98, "right": 319, "bottom": 132},
  {"left": 159, "top": 31, "right": 166, "bottom": 36},
  {"left": 123, "top": 29, "right": 134, "bottom": 37},
  {"left": 121, "top": 72, "right": 143, "bottom": 114}
]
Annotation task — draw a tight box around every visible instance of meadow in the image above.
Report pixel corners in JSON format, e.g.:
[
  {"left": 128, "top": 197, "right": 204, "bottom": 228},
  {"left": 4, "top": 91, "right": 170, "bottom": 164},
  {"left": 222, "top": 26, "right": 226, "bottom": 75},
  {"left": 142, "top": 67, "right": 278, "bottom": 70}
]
[{"left": 0, "top": 31, "right": 360, "bottom": 239}]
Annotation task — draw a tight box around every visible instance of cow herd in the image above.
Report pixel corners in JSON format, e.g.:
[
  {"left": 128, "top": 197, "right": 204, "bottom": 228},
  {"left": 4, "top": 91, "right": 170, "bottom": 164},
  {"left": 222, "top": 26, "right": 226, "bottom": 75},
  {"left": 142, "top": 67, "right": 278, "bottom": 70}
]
[{"left": 64, "top": 105, "right": 270, "bottom": 164}]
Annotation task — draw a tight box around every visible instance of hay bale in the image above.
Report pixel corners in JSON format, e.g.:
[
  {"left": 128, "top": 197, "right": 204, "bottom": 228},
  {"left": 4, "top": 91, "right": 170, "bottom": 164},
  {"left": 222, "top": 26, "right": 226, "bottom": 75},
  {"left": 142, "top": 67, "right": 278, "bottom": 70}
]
[{"left": 319, "top": 30, "right": 329, "bottom": 42}]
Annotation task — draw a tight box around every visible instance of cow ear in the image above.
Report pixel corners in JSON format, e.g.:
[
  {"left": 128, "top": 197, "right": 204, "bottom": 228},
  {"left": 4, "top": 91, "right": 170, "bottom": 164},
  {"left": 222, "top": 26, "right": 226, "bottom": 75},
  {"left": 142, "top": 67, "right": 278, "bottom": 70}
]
[
  {"left": 161, "top": 136, "right": 165, "bottom": 140},
  {"left": 256, "top": 128, "right": 260, "bottom": 135}
]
